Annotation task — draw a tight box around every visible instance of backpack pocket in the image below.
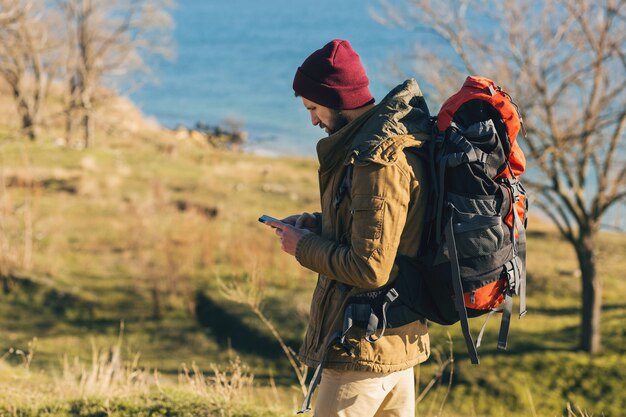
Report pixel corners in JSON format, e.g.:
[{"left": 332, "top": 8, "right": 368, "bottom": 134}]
[{"left": 447, "top": 192, "right": 504, "bottom": 258}]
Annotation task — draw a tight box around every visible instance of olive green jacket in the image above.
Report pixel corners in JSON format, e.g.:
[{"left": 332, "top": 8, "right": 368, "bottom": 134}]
[{"left": 295, "top": 79, "right": 432, "bottom": 372}]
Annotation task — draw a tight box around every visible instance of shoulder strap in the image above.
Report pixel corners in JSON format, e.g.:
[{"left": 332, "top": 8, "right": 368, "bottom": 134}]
[
  {"left": 333, "top": 164, "right": 353, "bottom": 209},
  {"left": 444, "top": 207, "right": 480, "bottom": 364}
]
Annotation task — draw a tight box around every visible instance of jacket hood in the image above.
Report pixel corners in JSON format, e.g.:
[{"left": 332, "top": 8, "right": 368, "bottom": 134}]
[
  {"left": 316, "top": 79, "right": 431, "bottom": 171},
  {"left": 347, "top": 79, "right": 432, "bottom": 165}
]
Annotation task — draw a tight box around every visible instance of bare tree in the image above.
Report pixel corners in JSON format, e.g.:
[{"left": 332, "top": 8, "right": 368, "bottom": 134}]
[
  {"left": 0, "top": 0, "right": 24, "bottom": 24},
  {"left": 0, "top": 0, "right": 58, "bottom": 140},
  {"left": 373, "top": 0, "right": 626, "bottom": 354},
  {"left": 58, "top": 0, "right": 174, "bottom": 148}
]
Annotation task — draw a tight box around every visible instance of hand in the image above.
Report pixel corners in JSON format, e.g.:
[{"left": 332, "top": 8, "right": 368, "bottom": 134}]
[
  {"left": 265, "top": 219, "right": 312, "bottom": 256},
  {"left": 281, "top": 212, "right": 318, "bottom": 232},
  {"left": 280, "top": 214, "right": 301, "bottom": 226}
]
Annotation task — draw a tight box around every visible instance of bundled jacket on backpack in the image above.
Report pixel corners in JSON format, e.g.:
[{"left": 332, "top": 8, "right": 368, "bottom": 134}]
[{"left": 295, "top": 79, "right": 432, "bottom": 372}]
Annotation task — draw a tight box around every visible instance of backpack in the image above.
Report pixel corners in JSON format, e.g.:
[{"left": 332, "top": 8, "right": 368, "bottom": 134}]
[
  {"left": 337, "top": 76, "right": 529, "bottom": 365},
  {"left": 410, "top": 76, "right": 528, "bottom": 364}
]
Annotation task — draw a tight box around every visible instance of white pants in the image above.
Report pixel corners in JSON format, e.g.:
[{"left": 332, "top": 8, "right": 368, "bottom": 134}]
[{"left": 314, "top": 367, "right": 415, "bottom": 417}]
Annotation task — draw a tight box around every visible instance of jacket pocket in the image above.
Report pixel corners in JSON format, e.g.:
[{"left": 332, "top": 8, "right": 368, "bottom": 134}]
[
  {"left": 351, "top": 195, "right": 385, "bottom": 238},
  {"left": 350, "top": 195, "right": 385, "bottom": 257}
]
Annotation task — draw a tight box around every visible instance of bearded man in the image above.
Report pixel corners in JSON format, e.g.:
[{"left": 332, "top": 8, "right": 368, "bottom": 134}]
[{"left": 265, "top": 39, "right": 432, "bottom": 417}]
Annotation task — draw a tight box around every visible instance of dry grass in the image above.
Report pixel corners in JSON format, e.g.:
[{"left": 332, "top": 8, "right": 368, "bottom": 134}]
[
  {"left": 59, "top": 323, "right": 153, "bottom": 398},
  {"left": 179, "top": 357, "right": 254, "bottom": 406},
  {"left": 220, "top": 269, "right": 309, "bottom": 395},
  {"left": 415, "top": 333, "right": 454, "bottom": 415},
  {"left": 1, "top": 324, "right": 262, "bottom": 414}
]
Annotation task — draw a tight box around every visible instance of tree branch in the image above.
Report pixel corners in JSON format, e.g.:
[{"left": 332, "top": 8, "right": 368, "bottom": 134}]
[{"left": 534, "top": 197, "right": 575, "bottom": 244}]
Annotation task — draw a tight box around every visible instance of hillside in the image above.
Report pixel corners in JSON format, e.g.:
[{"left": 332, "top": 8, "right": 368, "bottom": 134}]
[{"left": 0, "top": 95, "right": 625, "bottom": 417}]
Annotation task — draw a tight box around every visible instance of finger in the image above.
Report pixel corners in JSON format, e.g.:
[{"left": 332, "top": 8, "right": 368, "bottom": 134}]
[
  {"left": 296, "top": 212, "right": 311, "bottom": 229},
  {"left": 295, "top": 216, "right": 304, "bottom": 229},
  {"left": 281, "top": 215, "right": 298, "bottom": 226},
  {"left": 265, "top": 219, "right": 285, "bottom": 230}
]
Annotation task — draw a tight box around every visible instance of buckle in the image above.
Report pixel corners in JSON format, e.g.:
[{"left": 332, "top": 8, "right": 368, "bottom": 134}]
[
  {"left": 504, "top": 258, "right": 521, "bottom": 295},
  {"left": 386, "top": 288, "right": 399, "bottom": 303}
]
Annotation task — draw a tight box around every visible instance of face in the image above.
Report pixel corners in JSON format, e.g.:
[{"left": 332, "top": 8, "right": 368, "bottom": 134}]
[{"left": 301, "top": 97, "right": 349, "bottom": 135}]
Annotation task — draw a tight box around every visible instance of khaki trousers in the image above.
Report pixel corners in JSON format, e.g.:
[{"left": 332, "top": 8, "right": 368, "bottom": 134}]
[{"left": 314, "top": 367, "right": 415, "bottom": 417}]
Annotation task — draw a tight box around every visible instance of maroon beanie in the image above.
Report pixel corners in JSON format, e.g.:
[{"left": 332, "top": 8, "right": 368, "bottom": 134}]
[{"left": 293, "top": 39, "right": 374, "bottom": 110}]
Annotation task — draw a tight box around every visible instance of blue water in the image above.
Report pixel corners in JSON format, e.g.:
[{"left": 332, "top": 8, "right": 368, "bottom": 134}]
[{"left": 130, "top": 0, "right": 427, "bottom": 156}]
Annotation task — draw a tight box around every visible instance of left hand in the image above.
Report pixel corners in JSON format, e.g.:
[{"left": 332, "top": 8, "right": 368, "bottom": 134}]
[{"left": 264, "top": 219, "right": 312, "bottom": 256}]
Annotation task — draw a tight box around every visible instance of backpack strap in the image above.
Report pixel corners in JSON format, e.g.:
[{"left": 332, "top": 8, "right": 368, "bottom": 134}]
[
  {"left": 341, "top": 303, "right": 374, "bottom": 350},
  {"left": 511, "top": 179, "right": 528, "bottom": 318},
  {"left": 476, "top": 309, "right": 498, "bottom": 348},
  {"left": 496, "top": 239, "right": 524, "bottom": 350},
  {"left": 339, "top": 287, "right": 400, "bottom": 346},
  {"left": 365, "top": 288, "right": 399, "bottom": 343},
  {"left": 495, "top": 174, "right": 528, "bottom": 350},
  {"left": 298, "top": 287, "right": 400, "bottom": 413},
  {"left": 497, "top": 289, "right": 514, "bottom": 350},
  {"left": 333, "top": 164, "right": 353, "bottom": 209},
  {"left": 434, "top": 122, "right": 490, "bottom": 242},
  {"left": 297, "top": 330, "right": 342, "bottom": 414},
  {"left": 447, "top": 124, "right": 489, "bottom": 166},
  {"left": 444, "top": 206, "right": 480, "bottom": 364}
]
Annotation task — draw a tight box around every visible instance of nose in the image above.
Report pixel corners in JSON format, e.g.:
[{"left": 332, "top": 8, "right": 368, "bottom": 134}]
[{"left": 310, "top": 112, "right": 320, "bottom": 126}]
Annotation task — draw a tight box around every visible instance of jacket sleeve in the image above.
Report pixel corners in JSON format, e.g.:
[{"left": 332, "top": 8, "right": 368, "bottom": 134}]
[{"left": 295, "top": 161, "right": 415, "bottom": 289}]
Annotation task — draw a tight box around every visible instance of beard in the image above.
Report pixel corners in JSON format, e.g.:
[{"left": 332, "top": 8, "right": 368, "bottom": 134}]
[{"left": 320, "top": 110, "right": 349, "bottom": 134}]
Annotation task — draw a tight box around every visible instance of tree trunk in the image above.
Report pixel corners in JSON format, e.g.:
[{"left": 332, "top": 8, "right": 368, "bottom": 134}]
[
  {"left": 21, "top": 112, "right": 36, "bottom": 141},
  {"left": 14, "top": 93, "right": 37, "bottom": 140},
  {"left": 81, "top": 88, "right": 93, "bottom": 148},
  {"left": 576, "top": 229, "right": 602, "bottom": 354},
  {"left": 65, "top": 85, "right": 78, "bottom": 146},
  {"left": 82, "top": 108, "right": 93, "bottom": 148},
  {"left": 65, "top": 108, "right": 76, "bottom": 146}
]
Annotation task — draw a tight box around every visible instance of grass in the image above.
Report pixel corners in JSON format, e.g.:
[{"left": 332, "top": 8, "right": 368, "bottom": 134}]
[
  {"left": 0, "top": 128, "right": 318, "bottom": 382},
  {"left": 0, "top": 323, "right": 295, "bottom": 416},
  {"left": 0, "top": 96, "right": 625, "bottom": 416}
]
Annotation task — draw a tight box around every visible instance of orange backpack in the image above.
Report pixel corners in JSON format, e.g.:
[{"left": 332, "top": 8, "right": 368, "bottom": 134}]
[{"left": 409, "top": 76, "right": 529, "bottom": 363}]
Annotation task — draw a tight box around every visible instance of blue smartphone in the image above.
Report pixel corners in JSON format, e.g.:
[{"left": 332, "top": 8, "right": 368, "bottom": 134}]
[{"left": 258, "top": 214, "right": 282, "bottom": 225}]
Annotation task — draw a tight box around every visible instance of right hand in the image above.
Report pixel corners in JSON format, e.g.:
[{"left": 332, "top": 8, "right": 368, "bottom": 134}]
[{"left": 281, "top": 212, "right": 318, "bottom": 232}]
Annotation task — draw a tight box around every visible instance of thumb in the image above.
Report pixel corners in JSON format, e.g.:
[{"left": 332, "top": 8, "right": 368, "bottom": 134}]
[
  {"left": 295, "top": 212, "right": 311, "bottom": 229},
  {"left": 294, "top": 215, "right": 304, "bottom": 229}
]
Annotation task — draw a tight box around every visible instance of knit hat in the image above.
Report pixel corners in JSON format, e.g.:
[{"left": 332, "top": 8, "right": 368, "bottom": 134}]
[{"left": 293, "top": 39, "right": 374, "bottom": 110}]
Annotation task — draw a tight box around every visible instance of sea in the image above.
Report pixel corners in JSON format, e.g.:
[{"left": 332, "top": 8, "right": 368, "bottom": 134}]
[{"left": 129, "top": 0, "right": 433, "bottom": 157}]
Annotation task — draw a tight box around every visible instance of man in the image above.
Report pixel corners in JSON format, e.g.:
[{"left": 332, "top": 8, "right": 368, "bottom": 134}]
[{"left": 264, "top": 39, "right": 432, "bottom": 416}]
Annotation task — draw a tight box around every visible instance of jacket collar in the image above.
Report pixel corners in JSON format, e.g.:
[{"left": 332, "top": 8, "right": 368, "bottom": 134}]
[
  {"left": 316, "top": 79, "right": 431, "bottom": 173},
  {"left": 316, "top": 106, "right": 377, "bottom": 173}
]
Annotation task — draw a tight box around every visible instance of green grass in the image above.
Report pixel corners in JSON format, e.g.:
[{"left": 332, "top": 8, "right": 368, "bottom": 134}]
[
  {"left": 0, "top": 384, "right": 292, "bottom": 417},
  {"left": 0, "top": 109, "right": 625, "bottom": 416}
]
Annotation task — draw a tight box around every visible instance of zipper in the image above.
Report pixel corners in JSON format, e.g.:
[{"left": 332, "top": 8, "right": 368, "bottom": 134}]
[{"left": 496, "top": 85, "right": 527, "bottom": 138}]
